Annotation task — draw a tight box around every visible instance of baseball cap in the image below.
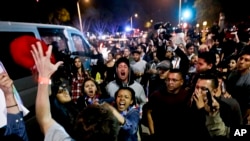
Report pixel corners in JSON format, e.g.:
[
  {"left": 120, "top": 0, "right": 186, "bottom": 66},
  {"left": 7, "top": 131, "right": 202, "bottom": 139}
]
[
  {"left": 157, "top": 60, "right": 172, "bottom": 70},
  {"left": 166, "top": 46, "right": 174, "bottom": 52}
]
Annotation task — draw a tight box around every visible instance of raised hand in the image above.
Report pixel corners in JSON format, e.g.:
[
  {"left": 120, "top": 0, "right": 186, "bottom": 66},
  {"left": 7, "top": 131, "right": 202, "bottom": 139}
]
[
  {"left": 30, "top": 42, "right": 63, "bottom": 78},
  {"left": 193, "top": 88, "right": 220, "bottom": 116},
  {"left": 0, "top": 72, "right": 13, "bottom": 95},
  {"left": 204, "top": 96, "right": 220, "bottom": 116},
  {"left": 31, "top": 41, "right": 64, "bottom": 134},
  {"left": 192, "top": 89, "right": 205, "bottom": 109}
]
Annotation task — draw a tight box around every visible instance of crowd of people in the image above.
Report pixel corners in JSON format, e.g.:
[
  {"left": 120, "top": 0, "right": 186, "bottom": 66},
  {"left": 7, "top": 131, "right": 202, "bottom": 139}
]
[{"left": 1, "top": 20, "right": 250, "bottom": 141}]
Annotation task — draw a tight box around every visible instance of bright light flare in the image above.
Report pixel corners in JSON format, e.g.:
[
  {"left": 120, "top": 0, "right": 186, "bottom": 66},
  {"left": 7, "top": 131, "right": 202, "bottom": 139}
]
[
  {"left": 182, "top": 9, "right": 192, "bottom": 20},
  {"left": 125, "top": 26, "right": 132, "bottom": 32},
  {"left": 183, "top": 22, "right": 188, "bottom": 28}
]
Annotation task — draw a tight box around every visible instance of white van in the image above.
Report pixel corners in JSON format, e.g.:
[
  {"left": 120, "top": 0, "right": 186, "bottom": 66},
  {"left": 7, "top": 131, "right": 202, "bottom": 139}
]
[{"left": 0, "top": 21, "right": 91, "bottom": 140}]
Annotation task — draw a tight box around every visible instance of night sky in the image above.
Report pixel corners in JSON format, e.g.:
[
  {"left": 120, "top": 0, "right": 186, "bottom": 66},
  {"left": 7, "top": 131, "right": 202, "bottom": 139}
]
[{"left": 0, "top": 0, "right": 249, "bottom": 26}]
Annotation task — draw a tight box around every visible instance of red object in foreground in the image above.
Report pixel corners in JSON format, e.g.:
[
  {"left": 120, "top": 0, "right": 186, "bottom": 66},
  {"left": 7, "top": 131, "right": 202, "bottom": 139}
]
[{"left": 10, "top": 35, "right": 56, "bottom": 69}]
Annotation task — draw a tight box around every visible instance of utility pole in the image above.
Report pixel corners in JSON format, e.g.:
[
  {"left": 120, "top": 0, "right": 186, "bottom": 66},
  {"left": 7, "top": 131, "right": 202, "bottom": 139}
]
[{"left": 77, "top": 1, "right": 83, "bottom": 33}]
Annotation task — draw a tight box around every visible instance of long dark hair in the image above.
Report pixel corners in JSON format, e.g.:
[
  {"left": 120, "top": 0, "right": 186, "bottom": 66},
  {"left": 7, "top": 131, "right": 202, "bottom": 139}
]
[
  {"left": 71, "top": 56, "right": 87, "bottom": 80},
  {"left": 50, "top": 77, "right": 78, "bottom": 136}
]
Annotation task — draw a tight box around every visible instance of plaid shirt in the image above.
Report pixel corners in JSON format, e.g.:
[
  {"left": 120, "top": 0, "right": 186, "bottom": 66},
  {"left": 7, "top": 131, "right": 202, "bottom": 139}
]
[{"left": 71, "top": 73, "right": 85, "bottom": 103}]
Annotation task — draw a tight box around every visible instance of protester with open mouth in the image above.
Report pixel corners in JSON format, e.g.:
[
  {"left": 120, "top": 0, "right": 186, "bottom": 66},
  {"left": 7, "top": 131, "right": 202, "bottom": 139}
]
[
  {"left": 76, "top": 77, "right": 114, "bottom": 111},
  {"left": 107, "top": 87, "right": 140, "bottom": 141},
  {"left": 106, "top": 57, "right": 147, "bottom": 112}
]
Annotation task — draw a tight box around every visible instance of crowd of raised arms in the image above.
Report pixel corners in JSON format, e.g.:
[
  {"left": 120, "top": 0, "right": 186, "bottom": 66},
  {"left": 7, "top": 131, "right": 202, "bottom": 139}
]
[{"left": 1, "top": 21, "right": 250, "bottom": 141}]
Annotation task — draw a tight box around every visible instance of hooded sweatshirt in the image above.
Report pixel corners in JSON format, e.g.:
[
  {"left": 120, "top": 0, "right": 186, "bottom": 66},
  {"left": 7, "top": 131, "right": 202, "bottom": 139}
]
[{"left": 106, "top": 57, "right": 147, "bottom": 107}]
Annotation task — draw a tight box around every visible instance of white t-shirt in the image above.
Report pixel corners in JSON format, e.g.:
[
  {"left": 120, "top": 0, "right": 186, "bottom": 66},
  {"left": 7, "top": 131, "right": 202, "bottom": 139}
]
[{"left": 45, "top": 122, "right": 74, "bottom": 141}]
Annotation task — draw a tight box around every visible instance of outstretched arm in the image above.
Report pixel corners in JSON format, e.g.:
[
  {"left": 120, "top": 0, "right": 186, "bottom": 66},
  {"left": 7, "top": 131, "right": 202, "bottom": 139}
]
[{"left": 31, "top": 42, "right": 63, "bottom": 134}]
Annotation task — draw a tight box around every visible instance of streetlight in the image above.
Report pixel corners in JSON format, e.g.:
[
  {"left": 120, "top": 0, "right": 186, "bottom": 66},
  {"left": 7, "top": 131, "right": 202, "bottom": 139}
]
[
  {"left": 77, "top": 0, "right": 90, "bottom": 33},
  {"left": 196, "top": 24, "right": 200, "bottom": 28},
  {"left": 77, "top": 1, "right": 83, "bottom": 33},
  {"left": 179, "top": 0, "right": 182, "bottom": 26},
  {"left": 203, "top": 21, "right": 207, "bottom": 28},
  {"left": 202, "top": 21, "right": 207, "bottom": 43},
  {"left": 130, "top": 13, "right": 138, "bottom": 30}
]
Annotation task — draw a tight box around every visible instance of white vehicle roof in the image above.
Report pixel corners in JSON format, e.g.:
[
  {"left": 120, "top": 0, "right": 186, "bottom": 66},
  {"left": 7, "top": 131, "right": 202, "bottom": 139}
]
[{"left": 0, "top": 21, "right": 78, "bottom": 30}]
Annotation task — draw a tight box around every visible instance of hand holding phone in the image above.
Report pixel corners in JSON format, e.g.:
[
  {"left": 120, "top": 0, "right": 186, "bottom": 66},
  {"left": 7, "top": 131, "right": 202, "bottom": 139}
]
[
  {"left": 206, "top": 88, "right": 214, "bottom": 111},
  {"left": 192, "top": 90, "right": 206, "bottom": 110},
  {"left": 0, "top": 61, "right": 14, "bottom": 95},
  {"left": 0, "top": 61, "right": 6, "bottom": 74},
  {"left": 205, "top": 88, "right": 220, "bottom": 115}
]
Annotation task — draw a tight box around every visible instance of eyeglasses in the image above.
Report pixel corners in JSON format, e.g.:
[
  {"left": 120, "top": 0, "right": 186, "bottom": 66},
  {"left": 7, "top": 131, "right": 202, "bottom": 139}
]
[
  {"left": 165, "top": 78, "right": 182, "bottom": 83},
  {"left": 58, "top": 86, "right": 68, "bottom": 94}
]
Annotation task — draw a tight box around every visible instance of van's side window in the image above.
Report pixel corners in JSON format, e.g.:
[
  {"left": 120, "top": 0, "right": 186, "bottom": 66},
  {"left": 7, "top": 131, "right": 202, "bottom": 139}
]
[
  {"left": 71, "top": 34, "right": 90, "bottom": 54},
  {"left": 0, "top": 32, "right": 35, "bottom": 80},
  {"left": 38, "top": 28, "right": 68, "bottom": 52}
]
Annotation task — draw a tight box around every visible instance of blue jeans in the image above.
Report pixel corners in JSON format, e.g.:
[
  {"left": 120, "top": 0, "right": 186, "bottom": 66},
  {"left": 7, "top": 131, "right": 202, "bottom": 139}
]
[{"left": 4, "top": 111, "right": 28, "bottom": 141}]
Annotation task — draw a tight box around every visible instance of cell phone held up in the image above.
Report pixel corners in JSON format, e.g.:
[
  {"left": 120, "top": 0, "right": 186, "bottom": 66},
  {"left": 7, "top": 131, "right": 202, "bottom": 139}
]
[
  {"left": 0, "top": 61, "right": 7, "bottom": 74},
  {"left": 206, "top": 88, "right": 215, "bottom": 112}
]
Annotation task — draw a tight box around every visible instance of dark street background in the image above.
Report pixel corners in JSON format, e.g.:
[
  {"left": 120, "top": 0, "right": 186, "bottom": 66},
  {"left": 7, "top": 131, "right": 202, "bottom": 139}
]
[{"left": 0, "top": 0, "right": 249, "bottom": 26}]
